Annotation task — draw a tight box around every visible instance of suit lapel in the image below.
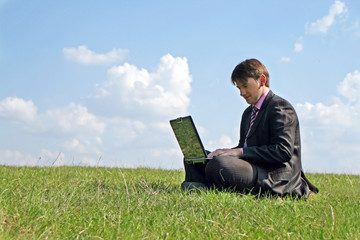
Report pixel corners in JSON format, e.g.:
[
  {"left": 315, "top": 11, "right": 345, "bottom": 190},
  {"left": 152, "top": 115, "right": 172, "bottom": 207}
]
[
  {"left": 246, "top": 90, "right": 274, "bottom": 139},
  {"left": 242, "top": 105, "right": 252, "bottom": 134}
]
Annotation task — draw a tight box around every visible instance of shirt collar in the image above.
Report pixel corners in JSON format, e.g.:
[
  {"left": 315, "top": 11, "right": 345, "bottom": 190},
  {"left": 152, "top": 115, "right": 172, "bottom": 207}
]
[{"left": 254, "top": 89, "right": 270, "bottom": 110}]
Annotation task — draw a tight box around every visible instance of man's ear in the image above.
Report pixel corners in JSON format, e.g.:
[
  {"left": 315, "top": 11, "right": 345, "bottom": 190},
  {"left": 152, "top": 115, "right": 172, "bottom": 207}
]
[{"left": 259, "top": 74, "right": 267, "bottom": 86}]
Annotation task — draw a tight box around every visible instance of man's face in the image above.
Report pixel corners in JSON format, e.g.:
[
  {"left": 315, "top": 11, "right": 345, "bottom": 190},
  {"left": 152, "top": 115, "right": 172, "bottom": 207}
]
[{"left": 235, "top": 77, "right": 263, "bottom": 105}]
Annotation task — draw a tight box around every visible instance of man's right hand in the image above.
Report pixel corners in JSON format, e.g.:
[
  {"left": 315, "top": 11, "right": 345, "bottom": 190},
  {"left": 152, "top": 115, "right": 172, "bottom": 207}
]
[{"left": 208, "top": 148, "right": 243, "bottom": 158}]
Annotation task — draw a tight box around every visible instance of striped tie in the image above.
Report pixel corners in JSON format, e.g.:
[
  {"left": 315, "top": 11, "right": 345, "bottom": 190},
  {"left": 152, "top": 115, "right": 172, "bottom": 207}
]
[
  {"left": 250, "top": 106, "right": 258, "bottom": 125},
  {"left": 244, "top": 106, "right": 259, "bottom": 147}
]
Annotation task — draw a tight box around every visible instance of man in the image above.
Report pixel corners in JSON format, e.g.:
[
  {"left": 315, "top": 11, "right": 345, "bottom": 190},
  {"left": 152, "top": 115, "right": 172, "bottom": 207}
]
[{"left": 182, "top": 58, "right": 318, "bottom": 198}]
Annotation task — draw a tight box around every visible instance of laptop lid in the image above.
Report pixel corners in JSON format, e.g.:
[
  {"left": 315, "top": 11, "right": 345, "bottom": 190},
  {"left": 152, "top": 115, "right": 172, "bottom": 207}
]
[{"left": 169, "top": 115, "right": 210, "bottom": 164}]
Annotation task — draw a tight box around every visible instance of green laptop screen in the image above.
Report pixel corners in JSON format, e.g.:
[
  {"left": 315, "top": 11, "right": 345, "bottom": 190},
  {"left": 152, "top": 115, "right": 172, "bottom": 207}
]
[{"left": 170, "top": 116, "right": 207, "bottom": 160}]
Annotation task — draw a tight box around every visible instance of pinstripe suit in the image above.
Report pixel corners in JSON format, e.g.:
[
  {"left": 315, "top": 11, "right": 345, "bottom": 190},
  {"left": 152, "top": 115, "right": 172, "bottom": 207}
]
[
  {"left": 235, "top": 90, "right": 318, "bottom": 197},
  {"left": 183, "top": 90, "right": 318, "bottom": 198}
]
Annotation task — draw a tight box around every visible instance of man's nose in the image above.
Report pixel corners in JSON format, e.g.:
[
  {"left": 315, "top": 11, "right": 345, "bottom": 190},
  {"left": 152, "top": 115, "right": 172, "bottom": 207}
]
[{"left": 240, "top": 89, "right": 245, "bottom": 96}]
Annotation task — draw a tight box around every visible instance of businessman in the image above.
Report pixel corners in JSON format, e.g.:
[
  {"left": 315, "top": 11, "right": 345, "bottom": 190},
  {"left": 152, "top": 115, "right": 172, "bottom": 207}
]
[{"left": 182, "top": 58, "right": 318, "bottom": 198}]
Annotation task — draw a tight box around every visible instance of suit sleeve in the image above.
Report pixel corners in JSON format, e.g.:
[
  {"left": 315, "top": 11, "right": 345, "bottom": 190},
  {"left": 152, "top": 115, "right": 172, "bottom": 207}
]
[{"left": 242, "top": 99, "right": 298, "bottom": 165}]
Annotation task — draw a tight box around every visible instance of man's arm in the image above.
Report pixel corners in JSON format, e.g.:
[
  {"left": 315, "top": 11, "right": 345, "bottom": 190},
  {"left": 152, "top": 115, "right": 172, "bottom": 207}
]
[
  {"left": 242, "top": 99, "right": 298, "bottom": 165},
  {"left": 208, "top": 148, "right": 243, "bottom": 158}
]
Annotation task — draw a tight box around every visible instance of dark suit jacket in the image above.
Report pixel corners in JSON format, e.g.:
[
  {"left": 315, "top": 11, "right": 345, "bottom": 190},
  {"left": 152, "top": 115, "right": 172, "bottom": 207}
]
[{"left": 237, "top": 90, "right": 318, "bottom": 197}]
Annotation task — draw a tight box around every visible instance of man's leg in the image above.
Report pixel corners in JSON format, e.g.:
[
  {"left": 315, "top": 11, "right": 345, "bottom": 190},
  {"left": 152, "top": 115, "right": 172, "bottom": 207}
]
[
  {"left": 182, "top": 160, "right": 208, "bottom": 191},
  {"left": 183, "top": 160, "right": 207, "bottom": 183},
  {"left": 205, "top": 156, "right": 258, "bottom": 191}
]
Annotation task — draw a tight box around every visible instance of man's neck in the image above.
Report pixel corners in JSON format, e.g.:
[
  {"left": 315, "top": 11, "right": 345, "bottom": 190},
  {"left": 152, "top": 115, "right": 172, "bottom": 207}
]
[{"left": 254, "top": 88, "right": 270, "bottom": 109}]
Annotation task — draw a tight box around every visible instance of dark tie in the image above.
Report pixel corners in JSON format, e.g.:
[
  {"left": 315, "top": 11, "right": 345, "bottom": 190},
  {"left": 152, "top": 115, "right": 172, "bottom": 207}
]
[{"left": 244, "top": 106, "right": 259, "bottom": 147}]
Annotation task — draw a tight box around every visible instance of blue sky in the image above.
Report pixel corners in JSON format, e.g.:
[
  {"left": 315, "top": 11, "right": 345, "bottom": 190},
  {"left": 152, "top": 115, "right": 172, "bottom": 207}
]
[{"left": 1, "top": 0, "right": 359, "bottom": 174}]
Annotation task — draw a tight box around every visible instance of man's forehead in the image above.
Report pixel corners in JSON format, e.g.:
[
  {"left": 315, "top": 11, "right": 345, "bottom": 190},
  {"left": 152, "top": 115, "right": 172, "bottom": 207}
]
[{"left": 235, "top": 77, "right": 254, "bottom": 87}]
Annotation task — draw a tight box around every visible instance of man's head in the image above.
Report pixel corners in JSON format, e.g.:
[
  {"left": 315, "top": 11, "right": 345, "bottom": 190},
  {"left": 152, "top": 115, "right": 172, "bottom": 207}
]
[{"left": 231, "top": 59, "right": 270, "bottom": 105}]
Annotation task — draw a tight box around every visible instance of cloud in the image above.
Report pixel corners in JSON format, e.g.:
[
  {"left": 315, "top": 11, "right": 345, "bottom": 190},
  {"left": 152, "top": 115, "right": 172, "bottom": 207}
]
[
  {"left": 0, "top": 53, "right": 193, "bottom": 169},
  {"left": 62, "top": 138, "right": 102, "bottom": 165},
  {"left": 280, "top": 57, "right": 291, "bottom": 62},
  {"left": 0, "top": 149, "right": 38, "bottom": 166},
  {"left": 63, "top": 45, "right": 128, "bottom": 65},
  {"left": 62, "top": 138, "right": 101, "bottom": 155},
  {"left": 337, "top": 70, "right": 360, "bottom": 102},
  {"left": 91, "top": 53, "right": 192, "bottom": 118},
  {"left": 296, "top": 70, "right": 360, "bottom": 174},
  {"left": 79, "top": 53, "right": 193, "bottom": 168},
  {"left": 0, "top": 97, "right": 37, "bottom": 122},
  {"left": 104, "top": 117, "right": 147, "bottom": 146},
  {"left": 294, "top": 43, "right": 303, "bottom": 52},
  {"left": 38, "top": 103, "right": 106, "bottom": 136},
  {"left": 0, "top": 97, "right": 106, "bottom": 167},
  {"left": 0, "top": 149, "right": 64, "bottom": 166},
  {"left": 207, "top": 135, "right": 235, "bottom": 150},
  {"left": 0, "top": 97, "right": 105, "bottom": 138},
  {"left": 63, "top": 138, "right": 86, "bottom": 153},
  {"left": 306, "top": 0, "right": 348, "bottom": 35},
  {"left": 297, "top": 101, "right": 357, "bottom": 130}
]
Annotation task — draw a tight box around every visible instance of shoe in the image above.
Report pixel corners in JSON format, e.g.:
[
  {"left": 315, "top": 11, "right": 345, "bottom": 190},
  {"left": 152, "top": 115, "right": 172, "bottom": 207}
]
[{"left": 181, "top": 181, "right": 207, "bottom": 192}]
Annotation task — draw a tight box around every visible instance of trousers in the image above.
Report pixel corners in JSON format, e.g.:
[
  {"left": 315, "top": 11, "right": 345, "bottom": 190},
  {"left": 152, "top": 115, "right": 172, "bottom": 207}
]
[{"left": 184, "top": 155, "right": 265, "bottom": 192}]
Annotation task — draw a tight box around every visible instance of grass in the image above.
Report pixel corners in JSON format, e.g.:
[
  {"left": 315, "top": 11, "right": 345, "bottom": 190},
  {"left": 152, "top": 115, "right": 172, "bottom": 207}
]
[{"left": 0, "top": 166, "right": 359, "bottom": 239}]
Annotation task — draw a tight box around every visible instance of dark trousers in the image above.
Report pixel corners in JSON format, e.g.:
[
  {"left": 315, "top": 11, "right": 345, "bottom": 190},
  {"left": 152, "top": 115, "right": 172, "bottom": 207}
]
[{"left": 184, "top": 155, "right": 262, "bottom": 192}]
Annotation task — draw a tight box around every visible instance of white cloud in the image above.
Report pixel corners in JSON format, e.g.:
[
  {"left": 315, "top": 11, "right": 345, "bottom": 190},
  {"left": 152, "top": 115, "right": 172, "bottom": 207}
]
[
  {"left": 297, "top": 70, "right": 360, "bottom": 130},
  {"left": 149, "top": 148, "right": 183, "bottom": 169},
  {"left": 82, "top": 54, "right": 192, "bottom": 169},
  {"left": 39, "top": 103, "right": 105, "bottom": 136},
  {"left": 63, "top": 45, "right": 128, "bottom": 65},
  {"left": 81, "top": 157, "right": 98, "bottom": 167},
  {"left": 207, "top": 134, "right": 236, "bottom": 150},
  {"left": 0, "top": 146, "right": 103, "bottom": 167},
  {"left": 306, "top": 0, "right": 348, "bottom": 35},
  {"left": 0, "top": 54, "right": 192, "bottom": 169},
  {"left": 0, "top": 96, "right": 105, "bottom": 146},
  {"left": 63, "top": 138, "right": 87, "bottom": 153},
  {"left": 297, "top": 101, "right": 357, "bottom": 129},
  {"left": 105, "top": 117, "right": 147, "bottom": 145},
  {"left": 0, "top": 97, "right": 37, "bottom": 122},
  {"left": 280, "top": 57, "right": 291, "bottom": 62},
  {"left": 62, "top": 138, "right": 102, "bottom": 165},
  {"left": 40, "top": 149, "right": 65, "bottom": 166},
  {"left": 0, "top": 97, "right": 106, "bottom": 166},
  {"left": 296, "top": 69, "right": 360, "bottom": 174},
  {"left": 337, "top": 70, "right": 360, "bottom": 102},
  {"left": 0, "top": 149, "right": 65, "bottom": 166},
  {"left": 92, "top": 53, "right": 192, "bottom": 118},
  {"left": 294, "top": 43, "right": 303, "bottom": 52},
  {"left": 151, "top": 121, "right": 172, "bottom": 133},
  {"left": 0, "top": 149, "right": 38, "bottom": 166}
]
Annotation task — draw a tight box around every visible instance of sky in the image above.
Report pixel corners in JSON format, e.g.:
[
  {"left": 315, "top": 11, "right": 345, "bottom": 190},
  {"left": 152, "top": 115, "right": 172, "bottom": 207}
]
[{"left": 0, "top": 0, "right": 359, "bottom": 174}]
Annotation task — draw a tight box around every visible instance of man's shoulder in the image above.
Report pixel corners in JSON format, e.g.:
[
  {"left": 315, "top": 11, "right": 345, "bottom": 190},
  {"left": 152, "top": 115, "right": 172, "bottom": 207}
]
[
  {"left": 268, "top": 91, "right": 292, "bottom": 106},
  {"left": 265, "top": 92, "right": 296, "bottom": 113}
]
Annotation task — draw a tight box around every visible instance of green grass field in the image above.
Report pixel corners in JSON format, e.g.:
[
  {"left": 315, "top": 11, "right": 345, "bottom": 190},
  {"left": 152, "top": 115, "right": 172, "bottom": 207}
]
[{"left": 0, "top": 166, "right": 359, "bottom": 239}]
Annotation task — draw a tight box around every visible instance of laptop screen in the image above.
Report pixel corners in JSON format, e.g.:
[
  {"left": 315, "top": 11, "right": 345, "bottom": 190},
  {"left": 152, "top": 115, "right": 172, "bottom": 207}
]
[{"left": 170, "top": 116, "right": 208, "bottom": 163}]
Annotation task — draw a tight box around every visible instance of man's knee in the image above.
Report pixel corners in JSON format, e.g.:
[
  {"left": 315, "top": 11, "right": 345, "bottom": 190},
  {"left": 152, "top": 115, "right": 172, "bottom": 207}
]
[
  {"left": 205, "top": 156, "right": 233, "bottom": 187},
  {"left": 205, "top": 156, "right": 258, "bottom": 190},
  {"left": 205, "top": 156, "right": 227, "bottom": 176}
]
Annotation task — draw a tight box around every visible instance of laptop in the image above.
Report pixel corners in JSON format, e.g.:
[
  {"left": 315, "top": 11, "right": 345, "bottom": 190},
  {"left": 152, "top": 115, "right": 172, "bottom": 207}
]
[{"left": 170, "top": 115, "right": 212, "bottom": 164}]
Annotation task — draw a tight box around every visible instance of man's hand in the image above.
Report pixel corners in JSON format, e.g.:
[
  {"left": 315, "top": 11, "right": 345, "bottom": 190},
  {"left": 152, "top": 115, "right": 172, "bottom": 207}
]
[{"left": 208, "top": 148, "right": 243, "bottom": 158}]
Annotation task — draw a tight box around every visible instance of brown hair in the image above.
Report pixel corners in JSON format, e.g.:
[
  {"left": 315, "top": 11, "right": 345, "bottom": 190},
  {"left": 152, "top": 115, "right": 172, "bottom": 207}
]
[{"left": 231, "top": 59, "right": 270, "bottom": 87}]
